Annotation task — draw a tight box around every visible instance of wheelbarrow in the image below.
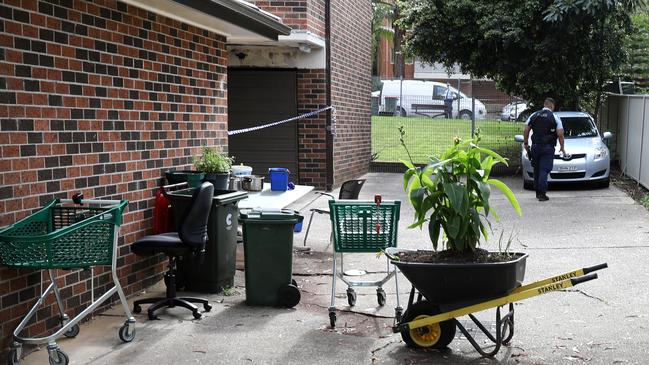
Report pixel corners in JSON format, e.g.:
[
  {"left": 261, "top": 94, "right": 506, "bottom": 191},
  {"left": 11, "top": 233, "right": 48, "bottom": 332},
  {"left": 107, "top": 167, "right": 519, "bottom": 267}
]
[{"left": 387, "top": 251, "right": 607, "bottom": 357}]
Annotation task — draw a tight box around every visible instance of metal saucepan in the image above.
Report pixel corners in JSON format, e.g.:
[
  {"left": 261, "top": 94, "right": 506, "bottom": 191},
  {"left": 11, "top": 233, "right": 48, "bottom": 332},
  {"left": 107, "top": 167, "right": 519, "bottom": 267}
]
[
  {"left": 228, "top": 176, "right": 242, "bottom": 190},
  {"left": 242, "top": 175, "right": 264, "bottom": 191}
]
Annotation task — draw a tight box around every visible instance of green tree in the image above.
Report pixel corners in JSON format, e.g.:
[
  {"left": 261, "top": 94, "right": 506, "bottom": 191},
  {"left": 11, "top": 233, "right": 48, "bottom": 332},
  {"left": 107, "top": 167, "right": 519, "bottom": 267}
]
[
  {"left": 621, "top": 10, "right": 649, "bottom": 93},
  {"left": 400, "top": 0, "right": 644, "bottom": 112}
]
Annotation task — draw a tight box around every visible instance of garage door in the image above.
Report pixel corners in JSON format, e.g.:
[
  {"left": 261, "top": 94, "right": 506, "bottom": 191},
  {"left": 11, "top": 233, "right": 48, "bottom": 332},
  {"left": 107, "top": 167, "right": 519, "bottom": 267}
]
[{"left": 228, "top": 69, "right": 298, "bottom": 178}]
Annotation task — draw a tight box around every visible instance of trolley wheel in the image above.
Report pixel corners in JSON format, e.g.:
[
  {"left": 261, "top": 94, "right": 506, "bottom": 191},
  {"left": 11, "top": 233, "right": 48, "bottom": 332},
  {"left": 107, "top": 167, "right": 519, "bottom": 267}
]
[
  {"left": 278, "top": 284, "right": 301, "bottom": 308},
  {"left": 400, "top": 301, "right": 456, "bottom": 349},
  {"left": 193, "top": 310, "right": 202, "bottom": 319},
  {"left": 377, "top": 288, "right": 387, "bottom": 307},
  {"left": 203, "top": 303, "right": 212, "bottom": 312},
  {"left": 63, "top": 323, "right": 80, "bottom": 338},
  {"left": 48, "top": 349, "right": 69, "bottom": 365},
  {"left": 346, "top": 288, "right": 357, "bottom": 307},
  {"left": 7, "top": 349, "right": 21, "bottom": 365},
  {"left": 118, "top": 323, "right": 136, "bottom": 343},
  {"left": 395, "top": 307, "right": 403, "bottom": 322},
  {"left": 133, "top": 305, "right": 142, "bottom": 314},
  {"left": 329, "top": 311, "right": 337, "bottom": 328}
]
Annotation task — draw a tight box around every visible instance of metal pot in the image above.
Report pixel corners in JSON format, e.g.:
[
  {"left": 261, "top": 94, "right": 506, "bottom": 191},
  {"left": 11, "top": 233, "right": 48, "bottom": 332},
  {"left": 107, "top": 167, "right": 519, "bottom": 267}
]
[
  {"left": 242, "top": 175, "right": 264, "bottom": 191},
  {"left": 228, "top": 176, "right": 242, "bottom": 190}
]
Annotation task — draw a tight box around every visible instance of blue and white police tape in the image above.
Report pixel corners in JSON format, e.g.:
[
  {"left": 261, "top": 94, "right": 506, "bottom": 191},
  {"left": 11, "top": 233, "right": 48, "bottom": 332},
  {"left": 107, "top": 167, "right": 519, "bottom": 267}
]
[{"left": 227, "top": 106, "right": 336, "bottom": 138}]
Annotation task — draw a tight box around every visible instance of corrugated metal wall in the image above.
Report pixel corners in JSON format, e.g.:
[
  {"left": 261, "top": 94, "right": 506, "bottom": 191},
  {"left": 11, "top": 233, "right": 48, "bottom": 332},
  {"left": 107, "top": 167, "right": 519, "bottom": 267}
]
[{"left": 604, "top": 94, "right": 649, "bottom": 189}]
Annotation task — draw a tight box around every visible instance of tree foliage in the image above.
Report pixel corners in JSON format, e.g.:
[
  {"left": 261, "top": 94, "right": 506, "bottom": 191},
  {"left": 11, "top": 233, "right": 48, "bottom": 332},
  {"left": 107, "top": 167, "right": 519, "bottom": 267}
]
[
  {"left": 400, "top": 0, "right": 644, "bottom": 110},
  {"left": 621, "top": 9, "right": 649, "bottom": 92}
]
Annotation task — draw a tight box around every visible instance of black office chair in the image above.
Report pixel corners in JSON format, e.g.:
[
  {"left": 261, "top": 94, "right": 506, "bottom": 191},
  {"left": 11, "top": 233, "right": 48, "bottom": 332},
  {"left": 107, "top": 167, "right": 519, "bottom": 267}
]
[
  {"left": 302, "top": 179, "right": 366, "bottom": 246},
  {"left": 132, "top": 182, "right": 214, "bottom": 320}
]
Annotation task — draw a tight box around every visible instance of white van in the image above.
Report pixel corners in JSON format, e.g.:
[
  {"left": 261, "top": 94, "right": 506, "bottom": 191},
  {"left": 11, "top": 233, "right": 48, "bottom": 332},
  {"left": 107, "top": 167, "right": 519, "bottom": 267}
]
[{"left": 378, "top": 80, "right": 487, "bottom": 119}]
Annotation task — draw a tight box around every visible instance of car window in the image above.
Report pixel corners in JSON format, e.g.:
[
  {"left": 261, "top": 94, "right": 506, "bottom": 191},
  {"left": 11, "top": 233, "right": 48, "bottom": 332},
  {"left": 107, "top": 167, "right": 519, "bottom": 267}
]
[
  {"left": 433, "top": 86, "right": 445, "bottom": 100},
  {"left": 559, "top": 117, "right": 598, "bottom": 138}
]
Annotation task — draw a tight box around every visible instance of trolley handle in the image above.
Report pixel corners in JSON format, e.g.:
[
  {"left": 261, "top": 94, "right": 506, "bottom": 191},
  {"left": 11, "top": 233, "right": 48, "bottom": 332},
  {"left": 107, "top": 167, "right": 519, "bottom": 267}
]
[
  {"left": 60, "top": 198, "right": 123, "bottom": 206},
  {"left": 571, "top": 273, "right": 598, "bottom": 286},
  {"left": 583, "top": 263, "right": 607, "bottom": 274}
]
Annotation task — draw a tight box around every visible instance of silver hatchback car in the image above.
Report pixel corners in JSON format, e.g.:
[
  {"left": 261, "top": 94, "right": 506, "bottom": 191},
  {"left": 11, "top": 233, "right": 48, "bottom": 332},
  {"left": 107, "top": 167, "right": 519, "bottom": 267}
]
[{"left": 514, "top": 111, "right": 613, "bottom": 189}]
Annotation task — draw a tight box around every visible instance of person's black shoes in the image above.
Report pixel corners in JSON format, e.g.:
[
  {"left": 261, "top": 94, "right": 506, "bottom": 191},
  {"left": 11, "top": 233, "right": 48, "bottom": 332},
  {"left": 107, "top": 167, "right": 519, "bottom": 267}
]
[{"left": 536, "top": 192, "right": 549, "bottom": 201}]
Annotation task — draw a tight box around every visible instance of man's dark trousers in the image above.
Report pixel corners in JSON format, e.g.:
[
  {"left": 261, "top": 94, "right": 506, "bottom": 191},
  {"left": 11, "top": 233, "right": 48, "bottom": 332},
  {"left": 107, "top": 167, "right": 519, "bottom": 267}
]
[
  {"left": 444, "top": 99, "right": 453, "bottom": 118},
  {"left": 531, "top": 144, "right": 554, "bottom": 194}
]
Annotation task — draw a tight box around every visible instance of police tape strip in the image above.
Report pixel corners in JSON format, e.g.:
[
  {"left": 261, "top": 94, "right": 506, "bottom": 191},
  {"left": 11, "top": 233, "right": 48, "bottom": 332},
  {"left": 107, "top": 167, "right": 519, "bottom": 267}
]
[{"left": 227, "top": 106, "right": 337, "bottom": 137}]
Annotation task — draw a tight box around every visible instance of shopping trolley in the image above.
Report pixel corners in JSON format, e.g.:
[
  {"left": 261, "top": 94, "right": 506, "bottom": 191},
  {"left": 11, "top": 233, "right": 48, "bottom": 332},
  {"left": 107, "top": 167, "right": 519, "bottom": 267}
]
[
  {"left": 327, "top": 198, "right": 402, "bottom": 327},
  {"left": 0, "top": 197, "right": 135, "bottom": 365}
]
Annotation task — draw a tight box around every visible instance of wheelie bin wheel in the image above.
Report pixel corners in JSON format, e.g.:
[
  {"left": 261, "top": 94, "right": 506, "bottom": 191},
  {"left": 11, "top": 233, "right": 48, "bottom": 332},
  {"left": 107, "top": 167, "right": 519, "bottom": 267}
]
[
  {"left": 400, "top": 301, "right": 456, "bottom": 349},
  {"left": 48, "top": 349, "right": 69, "bottom": 365},
  {"left": 278, "top": 284, "right": 301, "bottom": 308},
  {"left": 377, "top": 288, "right": 387, "bottom": 306},
  {"left": 7, "top": 348, "right": 21, "bottom": 365},
  {"left": 63, "top": 323, "right": 80, "bottom": 338},
  {"left": 118, "top": 323, "right": 136, "bottom": 343},
  {"left": 329, "top": 311, "right": 337, "bottom": 327},
  {"left": 346, "top": 288, "right": 357, "bottom": 307}
]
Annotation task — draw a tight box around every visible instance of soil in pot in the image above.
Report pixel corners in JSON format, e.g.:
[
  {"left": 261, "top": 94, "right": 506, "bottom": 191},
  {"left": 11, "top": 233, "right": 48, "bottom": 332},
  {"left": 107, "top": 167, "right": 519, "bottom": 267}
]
[{"left": 395, "top": 248, "right": 519, "bottom": 264}]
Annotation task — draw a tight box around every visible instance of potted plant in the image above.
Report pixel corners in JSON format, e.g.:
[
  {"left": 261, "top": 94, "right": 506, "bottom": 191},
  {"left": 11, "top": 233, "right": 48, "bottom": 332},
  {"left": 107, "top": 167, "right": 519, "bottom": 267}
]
[
  {"left": 388, "top": 127, "right": 527, "bottom": 304},
  {"left": 193, "top": 146, "right": 234, "bottom": 190}
]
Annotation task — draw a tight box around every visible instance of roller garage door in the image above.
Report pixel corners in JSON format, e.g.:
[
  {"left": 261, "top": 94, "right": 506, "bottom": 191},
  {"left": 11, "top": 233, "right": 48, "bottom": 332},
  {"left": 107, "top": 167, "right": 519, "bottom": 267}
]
[{"left": 228, "top": 69, "right": 298, "bottom": 177}]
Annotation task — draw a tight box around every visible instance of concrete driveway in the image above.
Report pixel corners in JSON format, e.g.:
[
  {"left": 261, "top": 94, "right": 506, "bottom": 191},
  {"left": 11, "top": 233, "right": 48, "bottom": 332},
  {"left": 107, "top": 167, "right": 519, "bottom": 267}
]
[{"left": 21, "top": 174, "right": 649, "bottom": 365}]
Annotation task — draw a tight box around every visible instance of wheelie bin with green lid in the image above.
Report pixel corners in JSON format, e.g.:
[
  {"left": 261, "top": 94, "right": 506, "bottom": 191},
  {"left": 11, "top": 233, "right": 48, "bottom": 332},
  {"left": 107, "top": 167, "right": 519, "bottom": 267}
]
[
  {"left": 168, "top": 188, "right": 248, "bottom": 293},
  {"left": 239, "top": 209, "right": 303, "bottom": 307}
]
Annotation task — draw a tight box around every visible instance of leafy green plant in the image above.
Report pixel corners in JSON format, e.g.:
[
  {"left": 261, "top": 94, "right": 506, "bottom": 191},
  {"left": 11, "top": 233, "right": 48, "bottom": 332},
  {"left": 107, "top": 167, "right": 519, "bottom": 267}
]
[
  {"left": 400, "top": 126, "right": 522, "bottom": 253},
  {"left": 641, "top": 193, "right": 649, "bottom": 210},
  {"left": 193, "top": 146, "right": 234, "bottom": 173}
]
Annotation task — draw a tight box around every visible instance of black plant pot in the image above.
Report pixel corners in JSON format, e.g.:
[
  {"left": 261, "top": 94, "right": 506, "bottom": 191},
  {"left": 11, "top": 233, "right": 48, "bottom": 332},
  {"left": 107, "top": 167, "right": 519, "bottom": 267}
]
[
  {"left": 202, "top": 172, "right": 230, "bottom": 190},
  {"left": 390, "top": 250, "right": 528, "bottom": 306}
]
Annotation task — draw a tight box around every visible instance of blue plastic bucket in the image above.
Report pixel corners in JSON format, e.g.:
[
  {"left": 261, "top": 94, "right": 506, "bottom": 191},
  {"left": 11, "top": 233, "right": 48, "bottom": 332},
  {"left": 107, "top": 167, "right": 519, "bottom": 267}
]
[{"left": 269, "top": 168, "right": 290, "bottom": 191}]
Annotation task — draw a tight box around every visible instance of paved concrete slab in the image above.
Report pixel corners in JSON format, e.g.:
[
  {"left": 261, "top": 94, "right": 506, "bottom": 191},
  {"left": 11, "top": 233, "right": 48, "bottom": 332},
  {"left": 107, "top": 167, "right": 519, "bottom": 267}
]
[{"left": 19, "top": 173, "right": 649, "bottom": 364}]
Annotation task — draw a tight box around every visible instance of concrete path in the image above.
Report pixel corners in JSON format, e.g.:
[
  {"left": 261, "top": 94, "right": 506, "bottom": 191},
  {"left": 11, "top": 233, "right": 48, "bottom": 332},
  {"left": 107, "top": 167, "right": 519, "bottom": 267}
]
[{"left": 21, "top": 174, "right": 649, "bottom": 364}]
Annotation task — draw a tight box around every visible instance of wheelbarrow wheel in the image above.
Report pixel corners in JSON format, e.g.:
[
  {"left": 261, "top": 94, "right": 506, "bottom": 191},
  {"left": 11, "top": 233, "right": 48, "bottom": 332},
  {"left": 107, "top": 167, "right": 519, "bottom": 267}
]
[{"left": 400, "top": 301, "right": 456, "bottom": 349}]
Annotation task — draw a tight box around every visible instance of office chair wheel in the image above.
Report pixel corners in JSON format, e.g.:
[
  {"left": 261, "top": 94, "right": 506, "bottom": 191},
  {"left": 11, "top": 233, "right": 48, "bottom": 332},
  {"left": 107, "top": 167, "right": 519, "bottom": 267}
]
[
  {"left": 203, "top": 303, "right": 212, "bottom": 312},
  {"left": 377, "top": 288, "right": 387, "bottom": 307},
  {"left": 346, "top": 288, "right": 357, "bottom": 307},
  {"left": 133, "top": 304, "right": 142, "bottom": 314},
  {"left": 118, "top": 323, "right": 136, "bottom": 343},
  {"left": 48, "top": 349, "right": 69, "bottom": 365},
  {"left": 147, "top": 311, "right": 159, "bottom": 321},
  {"left": 278, "top": 284, "right": 301, "bottom": 308},
  {"left": 329, "top": 311, "right": 336, "bottom": 328},
  {"left": 193, "top": 310, "right": 202, "bottom": 319},
  {"left": 63, "top": 323, "right": 80, "bottom": 338}
]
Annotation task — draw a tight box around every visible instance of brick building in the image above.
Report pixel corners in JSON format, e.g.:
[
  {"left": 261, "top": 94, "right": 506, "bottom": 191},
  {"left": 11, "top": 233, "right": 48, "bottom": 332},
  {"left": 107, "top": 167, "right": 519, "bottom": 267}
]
[{"left": 0, "top": 0, "right": 372, "bottom": 356}]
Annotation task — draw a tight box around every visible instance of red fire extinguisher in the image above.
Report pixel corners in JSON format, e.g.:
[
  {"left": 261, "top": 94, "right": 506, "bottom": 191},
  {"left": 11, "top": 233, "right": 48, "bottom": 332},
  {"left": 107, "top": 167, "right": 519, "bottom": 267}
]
[{"left": 152, "top": 186, "right": 171, "bottom": 234}]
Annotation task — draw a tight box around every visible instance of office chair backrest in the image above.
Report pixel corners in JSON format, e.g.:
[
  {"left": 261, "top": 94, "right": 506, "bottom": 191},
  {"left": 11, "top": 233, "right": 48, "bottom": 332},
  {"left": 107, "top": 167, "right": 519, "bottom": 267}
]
[
  {"left": 338, "top": 179, "right": 366, "bottom": 200},
  {"left": 178, "top": 182, "right": 213, "bottom": 249}
]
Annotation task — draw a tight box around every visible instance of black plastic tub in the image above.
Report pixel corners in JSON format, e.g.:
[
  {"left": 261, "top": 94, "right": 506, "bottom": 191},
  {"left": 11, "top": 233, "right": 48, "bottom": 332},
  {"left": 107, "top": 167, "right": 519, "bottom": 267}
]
[{"left": 390, "top": 250, "right": 528, "bottom": 305}]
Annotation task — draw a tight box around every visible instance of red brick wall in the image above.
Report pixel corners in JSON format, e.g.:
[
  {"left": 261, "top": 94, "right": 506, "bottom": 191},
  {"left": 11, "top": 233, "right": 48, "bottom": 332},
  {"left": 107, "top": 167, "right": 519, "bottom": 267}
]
[
  {"left": 307, "top": 0, "right": 325, "bottom": 38},
  {"left": 0, "top": 0, "right": 227, "bottom": 352},
  {"left": 330, "top": 0, "right": 372, "bottom": 185},
  {"left": 296, "top": 69, "right": 327, "bottom": 188},
  {"left": 253, "top": 1, "right": 307, "bottom": 31}
]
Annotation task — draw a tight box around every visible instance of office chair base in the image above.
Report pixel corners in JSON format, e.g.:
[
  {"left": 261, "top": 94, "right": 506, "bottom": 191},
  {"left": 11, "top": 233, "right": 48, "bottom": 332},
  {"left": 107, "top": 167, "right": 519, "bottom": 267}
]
[{"left": 133, "top": 296, "right": 212, "bottom": 320}]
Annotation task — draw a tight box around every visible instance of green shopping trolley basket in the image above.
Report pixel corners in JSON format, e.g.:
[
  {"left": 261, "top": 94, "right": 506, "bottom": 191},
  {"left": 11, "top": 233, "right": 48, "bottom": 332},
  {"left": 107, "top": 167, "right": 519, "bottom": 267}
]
[
  {"left": 327, "top": 199, "right": 402, "bottom": 328},
  {"left": 0, "top": 198, "right": 136, "bottom": 365}
]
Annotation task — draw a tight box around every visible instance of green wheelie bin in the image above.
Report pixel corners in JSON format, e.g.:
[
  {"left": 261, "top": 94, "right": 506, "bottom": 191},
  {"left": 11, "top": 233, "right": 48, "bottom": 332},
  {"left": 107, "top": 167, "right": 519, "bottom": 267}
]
[
  {"left": 239, "top": 209, "right": 303, "bottom": 307},
  {"left": 168, "top": 188, "right": 248, "bottom": 293}
]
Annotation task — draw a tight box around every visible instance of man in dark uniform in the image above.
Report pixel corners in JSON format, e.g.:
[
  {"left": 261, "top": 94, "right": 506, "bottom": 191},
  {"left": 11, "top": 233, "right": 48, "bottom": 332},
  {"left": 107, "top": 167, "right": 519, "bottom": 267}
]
[{"left": 523, "top": 98, "right": 566, "bottom": 201}]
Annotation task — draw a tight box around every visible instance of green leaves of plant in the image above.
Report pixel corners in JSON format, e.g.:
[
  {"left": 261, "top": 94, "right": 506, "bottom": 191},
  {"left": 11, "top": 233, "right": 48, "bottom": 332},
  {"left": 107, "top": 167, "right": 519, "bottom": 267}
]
[
  {"left": 443, "top": 182, "right": 468, "bottom": 215},
  {"left": 487, "top": 178, "right": 523, "bottom": 216}
]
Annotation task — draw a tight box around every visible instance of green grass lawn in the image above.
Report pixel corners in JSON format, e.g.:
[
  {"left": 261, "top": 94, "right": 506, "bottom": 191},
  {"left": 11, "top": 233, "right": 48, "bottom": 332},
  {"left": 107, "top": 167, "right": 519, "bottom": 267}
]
[{"left": 372, "top": 116, "right": 524, "bottom": 164}]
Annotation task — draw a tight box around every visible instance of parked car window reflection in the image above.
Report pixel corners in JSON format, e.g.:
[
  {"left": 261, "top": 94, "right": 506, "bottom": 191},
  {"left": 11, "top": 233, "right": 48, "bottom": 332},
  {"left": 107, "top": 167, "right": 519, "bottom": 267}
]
[{"left": 560, "top": 117, "right": 598, "bottom": 138}]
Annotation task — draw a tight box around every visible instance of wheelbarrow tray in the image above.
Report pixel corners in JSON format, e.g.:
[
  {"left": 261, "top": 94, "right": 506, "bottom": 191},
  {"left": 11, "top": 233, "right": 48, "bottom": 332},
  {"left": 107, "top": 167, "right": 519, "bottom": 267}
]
[{"left": 389, "top": 249, "right": 528, "bottom": 304}]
